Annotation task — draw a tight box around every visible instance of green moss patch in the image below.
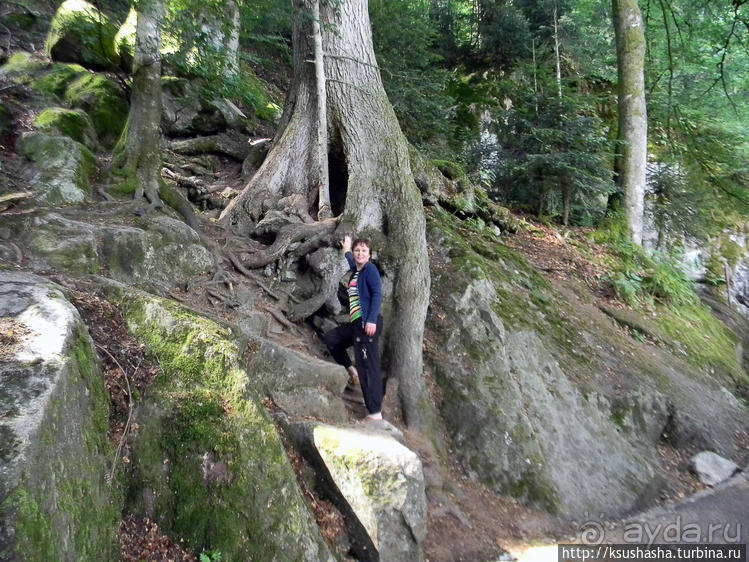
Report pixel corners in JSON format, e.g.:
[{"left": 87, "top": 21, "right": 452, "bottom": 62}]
[
  {"left": 655, "top": 302, "right": 747, "bottom": 389},
  {"left": 64, "top": 73, "right": 128, "bottom": 147},
  {"left": 121, "top": 295, "right": 329, "bottom": 559},
  {"left": 33, "top": 107, "right": 98, "bottom": 149},
  {"left": 18, "top": 131, "right": 97, "bottom": 205},
  {"left": 29, "top": 63, "right": 87, "bottom": 99},
  {"left": 1, "top": 51, "right": 45, "bottom": 76}
]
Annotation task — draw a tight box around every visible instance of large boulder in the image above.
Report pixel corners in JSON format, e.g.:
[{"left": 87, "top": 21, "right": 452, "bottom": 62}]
[
  {"left": 64, "top": 73, "right": 128, "bottom": 148},
  {"left": 245, "top": 336, "right": 347, "bottom": 398},
  {"left": 17, "top": 131, "right": 96, "bottom": 205},
  {"left": 426, "top": 212, "right": 749, "bottom": 518},
  {"left": 112, "top": 289, "right": 335, "bottom": 561},
  {"left": 286, "top": 420, "right": 427, "bottom": 562},
  {"left": 45, "top": 0, "right": 118, "bottom": 70},
  {"left": 9, "top": 211, "right": 213, "bottom": 293},
  {"left": 0, "top": 271, "right": 120, "bottom": 560},
  {"left": 33, "top": 107, "right": 99, "bottom": 150}
]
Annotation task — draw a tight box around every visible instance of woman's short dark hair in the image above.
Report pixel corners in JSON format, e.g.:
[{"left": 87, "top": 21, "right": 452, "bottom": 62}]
[{"left": 352, "top": 238, "right": 373, "bottom": 252}]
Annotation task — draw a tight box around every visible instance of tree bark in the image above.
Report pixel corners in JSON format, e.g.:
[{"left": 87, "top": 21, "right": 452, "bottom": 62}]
[
  {"left": 553, "top": 0, "right": 562, "bottom": 100},
  {"left": 312, "top": 0, "right": 331, "bottom": 219},
  {"left": 612, "top": 0, "right": 647, "bottom": 245},
  {"left": 116, "top": 0, "right": 165, "bottom": 206},
  {"left": 220, "top": 0, "right": 437, "bottom": 436}
]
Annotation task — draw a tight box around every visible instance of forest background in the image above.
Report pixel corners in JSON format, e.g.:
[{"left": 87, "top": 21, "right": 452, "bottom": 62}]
[{"left": 209, "top": 0, "right": 749, "bottom": 248}]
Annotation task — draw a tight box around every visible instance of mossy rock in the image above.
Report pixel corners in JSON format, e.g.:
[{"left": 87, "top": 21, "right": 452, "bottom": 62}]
[
  {"left": 29, "top": 62, "right": 88, "bottom": 99},
  {"left": 17, "top": 131, "right": 96, "bottom": 205},
  {"left": 33, "top": 107, "right": 98, "bottom": 150},
  {"left": 0, "top": 272, "right": 122, "bottom": 560},
  {"left": 432, "top": 159, "right": 467, "bottom": 181},
  {"left": 0, "top": 51, "right": 46, "bottom": 81},
  {"left": 120, "top": 294, "right": 334, "bottom": 560},
  {"left": 1, "top": 11, "right": 37, "bottom": 33},
  {"left": 113, "top": 7, "right": 136, "bottom": 72},
  {"left": 64, "top": 73, "right": 128, "bottom": 148},
  {"left": 45, "top": 0, "right": 118, "bottom": 70}
]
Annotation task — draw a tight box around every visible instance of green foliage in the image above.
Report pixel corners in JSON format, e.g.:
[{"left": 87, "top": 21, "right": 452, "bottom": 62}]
[
  {"left": 475, "top": 0, "right": 532, "bottom": 69},
  {"left": 492, "top": 90, "right": 616, "bottom": 224},
  {"left": 158, "top": 0, "right": 282, "bottom": 119},
  {"left": 370, "top": 0, "right": 456, "bottom": 153},
  {"left": 45, "top": 0, "right": 119, "bottom": 70},
  {"left": 648, "top": 112, "right": 749, "bottom": 245},
  {"left": 593, "top": 214, "right": 696, "bottom": 306}
]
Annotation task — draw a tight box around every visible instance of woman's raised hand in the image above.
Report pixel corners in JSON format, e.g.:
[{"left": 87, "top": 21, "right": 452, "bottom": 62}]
[{"left": 342, "top": 235, "right": 352, "bottom": 253}]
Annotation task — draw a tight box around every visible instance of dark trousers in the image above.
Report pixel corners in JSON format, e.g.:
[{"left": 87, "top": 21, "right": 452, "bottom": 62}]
[{"left": 324, "top": 316, "right": 384, "bottom": 415}]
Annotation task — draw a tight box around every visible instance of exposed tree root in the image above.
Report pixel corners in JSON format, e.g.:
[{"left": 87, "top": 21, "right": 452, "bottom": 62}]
[
  {"left": 287, "top": 248, "right": 348, "bottom": 322},
  {"left": 0, "top": 190, "right": 34, "bottom": 212},
  {"left": 259, "top": 303, "right": 299, "bottom": 334},
  {"left": 167, "top": 131, "right": 250, "bottom": 161},
  {"left": 241, "top": 217, "right": 340, "bottom": 269},
  {"left": 227, "top": 251, "right": 301, "bottom": 304}
]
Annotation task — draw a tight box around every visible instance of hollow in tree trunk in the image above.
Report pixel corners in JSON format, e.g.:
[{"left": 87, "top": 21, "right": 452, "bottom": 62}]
[{"left": 220, "top": 0, "right": 437, "bottom": 436}]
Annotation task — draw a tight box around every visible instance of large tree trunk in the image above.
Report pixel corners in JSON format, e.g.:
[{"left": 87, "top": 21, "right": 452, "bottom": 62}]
[
  {"left": 115, "top": 0, "right": 165, "bottom": 205},
  {"left": 220, "top": 0, "right": 436, "bottom": 436},
  {"left": 612, "top": 0, "right": 647, "bottom": 245}
]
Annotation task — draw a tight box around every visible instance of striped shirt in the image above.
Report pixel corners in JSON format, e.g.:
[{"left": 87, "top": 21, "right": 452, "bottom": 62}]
[{"left": 348, "top": 271, "right": 362, "bottom": 322}]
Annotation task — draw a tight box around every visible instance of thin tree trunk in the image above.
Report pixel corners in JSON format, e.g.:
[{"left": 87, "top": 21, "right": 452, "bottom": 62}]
[
  {"left": 612, "top": 0, "right": 647, "bottom": 245},
  {"left": 313, "top": 0, "right": 331, "bottom": 219},
  {"left": 532, "top": 38, "right": 538, "bottom": 114},
  {"left": 553, "top": 0, "right": 562, "bottom": 99},
  {"left": 117, "top": 0, "right": 165, "bottom": 206},
  {"left": 225, "top": 0, "right": 240, "bottom": 76}
]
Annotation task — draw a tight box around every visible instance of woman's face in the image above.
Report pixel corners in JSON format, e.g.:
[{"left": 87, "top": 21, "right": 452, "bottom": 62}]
[{"left": 353, "top": 243, "right": 371, "bottom": 268}]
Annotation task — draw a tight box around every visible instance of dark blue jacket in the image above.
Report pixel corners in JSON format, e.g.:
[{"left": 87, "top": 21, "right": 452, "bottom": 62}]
[{"left": 345, "top": 252, "right": 382, "bottom": 325}]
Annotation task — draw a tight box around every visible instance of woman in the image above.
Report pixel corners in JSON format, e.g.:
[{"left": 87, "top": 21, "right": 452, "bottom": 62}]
[{"left": 324, "top": 235, "right": 384, "bottom": 421}]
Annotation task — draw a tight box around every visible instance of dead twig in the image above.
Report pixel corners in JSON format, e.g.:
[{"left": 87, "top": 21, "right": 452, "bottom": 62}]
[{"left": 95, "top": 343, "right": 137, "bottom": 486}]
